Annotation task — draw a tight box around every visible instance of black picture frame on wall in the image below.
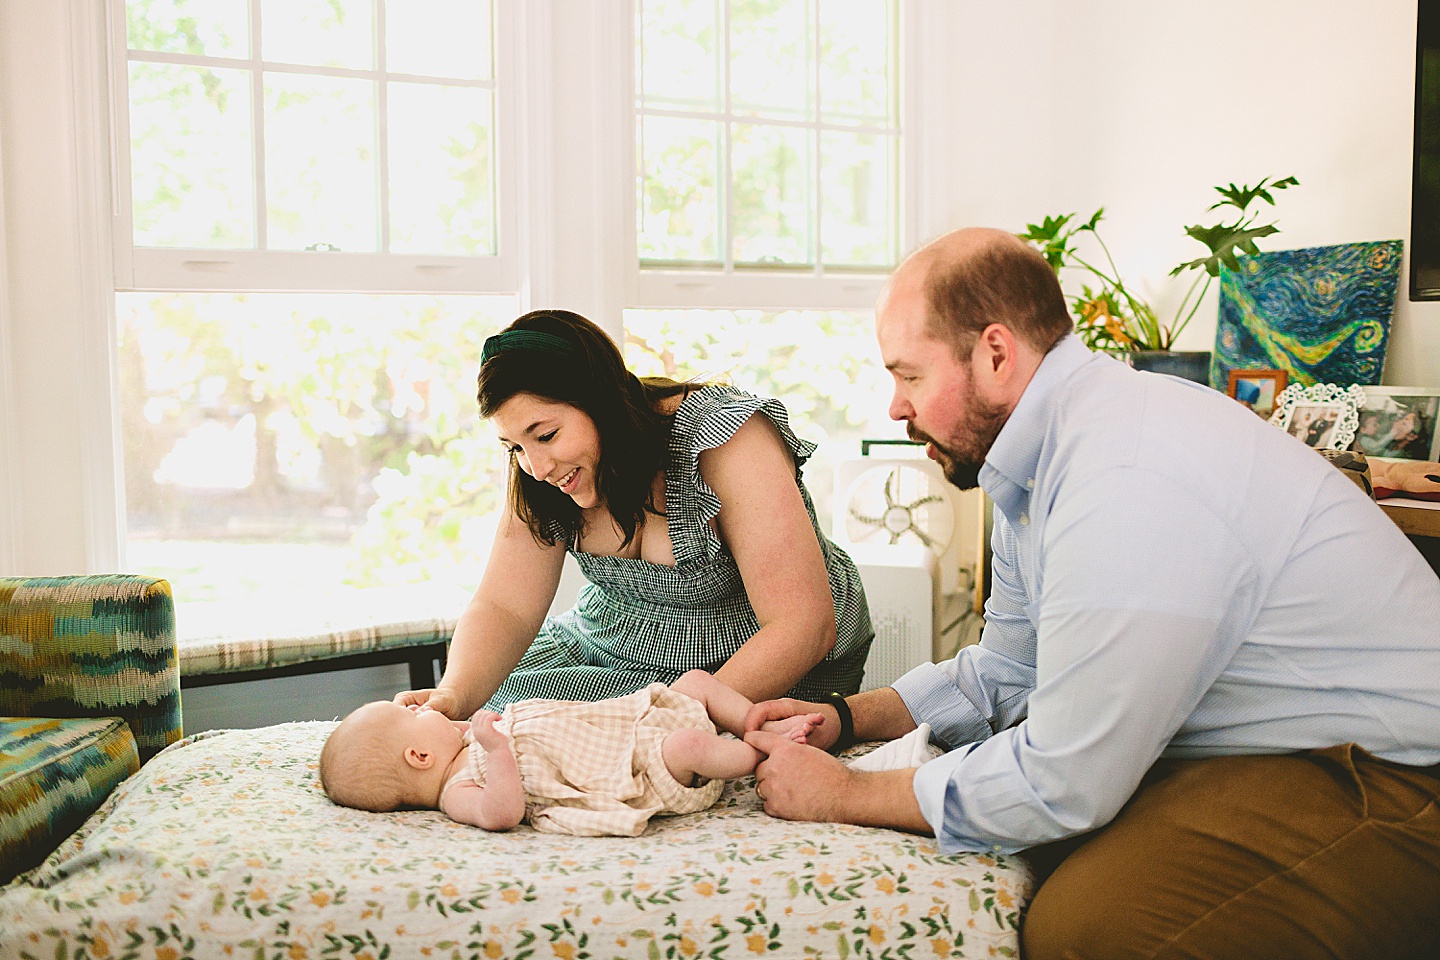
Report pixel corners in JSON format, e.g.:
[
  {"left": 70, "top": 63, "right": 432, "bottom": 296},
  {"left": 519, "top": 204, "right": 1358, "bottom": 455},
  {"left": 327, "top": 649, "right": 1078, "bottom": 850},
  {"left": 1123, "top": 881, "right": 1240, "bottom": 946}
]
[{"left": 1413, "top": 0, "right": 1440, "bottom": 299}]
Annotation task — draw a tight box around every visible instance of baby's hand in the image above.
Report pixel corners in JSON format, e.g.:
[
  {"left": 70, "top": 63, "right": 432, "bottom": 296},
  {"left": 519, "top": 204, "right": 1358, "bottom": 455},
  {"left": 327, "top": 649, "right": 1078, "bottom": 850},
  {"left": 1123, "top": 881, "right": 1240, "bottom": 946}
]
[
  {"left": 761, "top": 712, "right": 825, "bottom": 744},
  {"left": 469, "top": 710, "right": 507, "bottom": 751}
]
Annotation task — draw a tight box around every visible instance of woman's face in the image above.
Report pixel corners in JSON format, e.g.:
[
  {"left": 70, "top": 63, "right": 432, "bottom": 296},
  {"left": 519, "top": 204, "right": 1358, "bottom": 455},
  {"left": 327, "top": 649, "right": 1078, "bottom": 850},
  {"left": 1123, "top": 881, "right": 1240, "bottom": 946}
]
[{"left": 491, "top": 393, "right": 603, "bottom": 509}]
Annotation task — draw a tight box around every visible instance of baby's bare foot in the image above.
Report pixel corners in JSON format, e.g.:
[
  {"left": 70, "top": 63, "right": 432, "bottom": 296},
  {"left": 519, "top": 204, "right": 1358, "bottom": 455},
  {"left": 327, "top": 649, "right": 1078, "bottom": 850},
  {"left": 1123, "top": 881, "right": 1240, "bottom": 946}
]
[{"left": 761, "top": 713, "right": 825, "bottom": 744}]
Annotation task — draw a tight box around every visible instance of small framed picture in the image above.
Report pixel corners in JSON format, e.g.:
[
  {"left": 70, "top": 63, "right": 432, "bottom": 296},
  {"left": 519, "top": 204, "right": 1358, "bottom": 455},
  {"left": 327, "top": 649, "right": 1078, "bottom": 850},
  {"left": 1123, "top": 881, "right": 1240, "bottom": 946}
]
[
  {"left": 1269, "top": 382, "right": 1367, "bottom": 451},
  {"left": 1350, "top": 386, "right": 1440, "bottom": 461},
  {"left": 1226, "top": 369, "right": 1288, "bottom": 419}
]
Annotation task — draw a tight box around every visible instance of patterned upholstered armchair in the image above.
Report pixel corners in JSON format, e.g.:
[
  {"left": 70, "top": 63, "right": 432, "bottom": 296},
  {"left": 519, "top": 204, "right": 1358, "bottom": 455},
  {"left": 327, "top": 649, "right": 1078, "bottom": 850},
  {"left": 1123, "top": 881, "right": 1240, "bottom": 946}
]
[{"left": 0, "top": 575, "right": 182, "bottom": 882}]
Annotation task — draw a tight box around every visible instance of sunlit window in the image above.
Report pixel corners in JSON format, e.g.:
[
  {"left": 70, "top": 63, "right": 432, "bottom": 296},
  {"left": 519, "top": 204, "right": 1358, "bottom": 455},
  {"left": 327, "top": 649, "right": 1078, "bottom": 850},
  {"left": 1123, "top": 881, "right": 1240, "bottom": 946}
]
[
  {"left": 123, "top": 0, "right": 497, "bottom": 256},
  {"left": 636, "top": 0, "right": 900, "bottom": 271},
  {"left": 623, "top": 309, "right": 900, "bottom": 530},
  {"left": 118, "top": 293, "right": 515, "bottom": 619}
]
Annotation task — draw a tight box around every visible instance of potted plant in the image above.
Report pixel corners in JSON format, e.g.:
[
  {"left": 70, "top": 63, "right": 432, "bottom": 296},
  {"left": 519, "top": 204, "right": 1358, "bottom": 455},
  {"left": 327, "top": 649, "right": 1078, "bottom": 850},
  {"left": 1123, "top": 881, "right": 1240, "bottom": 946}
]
[{"left": 1018, "top": 176, "right": 1299, "bottom": 384}]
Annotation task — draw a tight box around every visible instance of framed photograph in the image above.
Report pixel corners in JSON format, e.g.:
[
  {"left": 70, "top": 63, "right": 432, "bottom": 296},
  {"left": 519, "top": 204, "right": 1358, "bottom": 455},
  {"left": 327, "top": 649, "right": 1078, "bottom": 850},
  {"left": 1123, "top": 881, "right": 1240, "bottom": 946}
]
[
  {"left": 1350, "top": 386, "right": 1440, "bottom": 461},
  {"left": 1226, "top": 369, "right": 1288, "bottom": 419},
  {"left": 1269, "top": 382, "right": 1366, "bottom": 451}
]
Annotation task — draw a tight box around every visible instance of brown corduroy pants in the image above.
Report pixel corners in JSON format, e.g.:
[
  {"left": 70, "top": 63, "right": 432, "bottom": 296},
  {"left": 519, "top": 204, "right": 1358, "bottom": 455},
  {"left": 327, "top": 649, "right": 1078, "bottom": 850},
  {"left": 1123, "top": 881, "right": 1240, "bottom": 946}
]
[{"left": 1020, "top": 744, "right": 1440, "bottom": 960}]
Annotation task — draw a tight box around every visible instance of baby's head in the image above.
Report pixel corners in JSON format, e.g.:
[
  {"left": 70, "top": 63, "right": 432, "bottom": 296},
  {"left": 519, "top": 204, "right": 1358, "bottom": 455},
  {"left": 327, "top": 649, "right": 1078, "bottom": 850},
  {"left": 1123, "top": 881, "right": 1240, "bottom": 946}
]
[{"left": 319, "top": 700, "right": 466, "bottom": 812}]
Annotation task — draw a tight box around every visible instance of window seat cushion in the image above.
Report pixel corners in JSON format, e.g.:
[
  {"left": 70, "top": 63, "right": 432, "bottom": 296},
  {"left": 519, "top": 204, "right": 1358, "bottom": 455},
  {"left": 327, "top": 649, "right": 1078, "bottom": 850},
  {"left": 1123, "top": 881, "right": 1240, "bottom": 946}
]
[{"left": 175, "top": 587, "right": 463, "bottom": 678}]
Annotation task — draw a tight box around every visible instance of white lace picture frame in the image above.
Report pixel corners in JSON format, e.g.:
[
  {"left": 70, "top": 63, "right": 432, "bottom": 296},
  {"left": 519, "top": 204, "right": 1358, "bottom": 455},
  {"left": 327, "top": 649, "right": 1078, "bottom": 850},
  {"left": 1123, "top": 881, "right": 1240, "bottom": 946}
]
[{"left": 1268, "top": 382, "right": 1367, "bottom": 451}]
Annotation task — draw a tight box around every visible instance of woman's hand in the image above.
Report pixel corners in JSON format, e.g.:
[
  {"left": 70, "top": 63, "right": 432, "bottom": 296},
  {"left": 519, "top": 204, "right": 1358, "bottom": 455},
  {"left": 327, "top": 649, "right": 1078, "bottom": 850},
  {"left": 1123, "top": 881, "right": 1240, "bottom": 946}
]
[
  {"left": 744, "top": 697, "right": 840, "bottom": 751},
  {"left": 393, "top": 687, "right": 462, "bottom": 719}
]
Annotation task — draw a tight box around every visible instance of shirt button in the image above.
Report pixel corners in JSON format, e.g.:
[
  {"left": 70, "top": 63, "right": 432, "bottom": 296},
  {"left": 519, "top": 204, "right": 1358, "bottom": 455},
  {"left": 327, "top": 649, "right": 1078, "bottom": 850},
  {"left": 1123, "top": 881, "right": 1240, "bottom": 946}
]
[
  {"left": 1026, "top": 477, "right": 1035, "bottom": 489},
  {"left": 1019, "top": 514, "right": 1030, "bottom": 526}
]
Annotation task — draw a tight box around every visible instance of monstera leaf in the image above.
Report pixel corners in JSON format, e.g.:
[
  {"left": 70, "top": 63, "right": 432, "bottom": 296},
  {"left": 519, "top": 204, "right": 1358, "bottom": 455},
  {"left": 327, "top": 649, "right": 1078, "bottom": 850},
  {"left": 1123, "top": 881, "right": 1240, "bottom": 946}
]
[
  {"left": 1207, "top": 175, "right": 1300, "bottom": 213},
  {"left": 1172, "top": 222, "right": 1281, "bottom": 277},
  {"left": 1170, "top": 176, "right": 1300, "bottom": 277},
  {"left": 1020, "top": 176, "right": 1298, "bottom": 351}
]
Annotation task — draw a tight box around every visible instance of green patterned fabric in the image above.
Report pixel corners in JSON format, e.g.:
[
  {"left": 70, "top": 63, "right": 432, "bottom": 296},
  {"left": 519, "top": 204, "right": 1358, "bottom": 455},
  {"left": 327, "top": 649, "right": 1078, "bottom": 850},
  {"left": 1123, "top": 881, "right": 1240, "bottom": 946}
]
[
  {"left": 0, "top": 575, "right": 182, "bottom": 762},
  {"left": 0, "top": 716, "right": 138, "bottom": 883},
  {"left": 0, "top": 575, "right": 182, "bottom": 881}
]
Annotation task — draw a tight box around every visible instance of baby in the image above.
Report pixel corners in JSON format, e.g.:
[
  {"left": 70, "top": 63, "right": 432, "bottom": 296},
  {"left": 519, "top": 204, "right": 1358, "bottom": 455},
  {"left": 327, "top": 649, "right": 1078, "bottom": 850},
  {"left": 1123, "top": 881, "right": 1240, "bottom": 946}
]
[{"left": 318, "top": 669, "right": 823, "bottom": 837}]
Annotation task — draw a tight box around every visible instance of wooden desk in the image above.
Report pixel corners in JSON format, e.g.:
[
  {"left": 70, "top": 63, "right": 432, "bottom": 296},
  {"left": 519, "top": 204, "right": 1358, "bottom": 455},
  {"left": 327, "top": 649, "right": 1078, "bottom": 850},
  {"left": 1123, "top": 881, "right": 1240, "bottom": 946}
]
[{"left": 1378, "top": 499, "right": 1440, "bottom": 539}]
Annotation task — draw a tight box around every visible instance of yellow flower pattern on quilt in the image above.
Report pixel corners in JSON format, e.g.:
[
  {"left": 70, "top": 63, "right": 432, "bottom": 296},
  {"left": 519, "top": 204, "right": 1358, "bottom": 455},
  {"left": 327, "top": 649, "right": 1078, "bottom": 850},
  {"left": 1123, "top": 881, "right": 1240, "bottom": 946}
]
[{"left": 0, "top": 723, "right": 1034, "bottom": 959}]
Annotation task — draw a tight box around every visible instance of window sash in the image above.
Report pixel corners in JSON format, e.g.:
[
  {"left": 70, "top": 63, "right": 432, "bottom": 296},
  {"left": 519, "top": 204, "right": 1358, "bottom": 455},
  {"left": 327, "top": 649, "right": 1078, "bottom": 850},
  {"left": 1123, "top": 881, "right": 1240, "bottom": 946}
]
[
  {"left": 630, "top": 0, "right": 915, "bottom": 310},
  {"left": 108, "top": 0, "right": 521, "bottom": 295}
]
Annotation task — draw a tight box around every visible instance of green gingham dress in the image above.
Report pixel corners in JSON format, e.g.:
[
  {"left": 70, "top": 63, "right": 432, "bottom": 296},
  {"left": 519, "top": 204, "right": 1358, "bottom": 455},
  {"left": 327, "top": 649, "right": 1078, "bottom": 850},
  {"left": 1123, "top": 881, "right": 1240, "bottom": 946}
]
[{"left": 485, "top": 386, "right": 874, "bottom": 710}]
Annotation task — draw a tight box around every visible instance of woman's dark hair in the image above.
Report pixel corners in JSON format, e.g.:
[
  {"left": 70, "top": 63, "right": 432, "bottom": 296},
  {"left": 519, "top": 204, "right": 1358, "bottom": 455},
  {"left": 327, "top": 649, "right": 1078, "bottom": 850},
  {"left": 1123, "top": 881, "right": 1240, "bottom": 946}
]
[{"left": 477, "top": 310, "right": 695, "bottom": 547}]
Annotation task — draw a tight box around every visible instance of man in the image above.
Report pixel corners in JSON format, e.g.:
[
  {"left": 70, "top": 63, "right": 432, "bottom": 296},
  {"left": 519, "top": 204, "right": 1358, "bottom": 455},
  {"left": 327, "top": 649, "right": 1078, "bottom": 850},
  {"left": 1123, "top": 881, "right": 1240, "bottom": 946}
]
[{"left": 744, "top": 227, "right": 1440, "bottom": 960}]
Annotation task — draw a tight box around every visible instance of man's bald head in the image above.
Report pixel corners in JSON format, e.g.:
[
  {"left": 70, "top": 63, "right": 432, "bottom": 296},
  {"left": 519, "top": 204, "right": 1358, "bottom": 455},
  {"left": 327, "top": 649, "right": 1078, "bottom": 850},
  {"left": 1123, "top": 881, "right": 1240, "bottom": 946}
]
[{"left": 891, "top": 227, "right": 1073, "bottom": 358}]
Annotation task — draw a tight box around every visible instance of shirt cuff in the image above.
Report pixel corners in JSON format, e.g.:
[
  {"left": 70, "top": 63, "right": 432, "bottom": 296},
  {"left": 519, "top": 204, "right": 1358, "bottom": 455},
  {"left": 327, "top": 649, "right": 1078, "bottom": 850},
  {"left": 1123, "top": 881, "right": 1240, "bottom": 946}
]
[
  {"left": 891, "top": 661, "right": 994, "bottom": 750},
  {"left": 911, "top": 744, "right": 1023, "bottom": 855}
]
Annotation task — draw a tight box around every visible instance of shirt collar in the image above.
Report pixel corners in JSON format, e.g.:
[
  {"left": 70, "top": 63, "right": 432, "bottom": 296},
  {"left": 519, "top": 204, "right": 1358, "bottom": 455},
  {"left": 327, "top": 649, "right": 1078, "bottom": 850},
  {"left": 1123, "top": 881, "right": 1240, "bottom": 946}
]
[{"left": 980, "top": 333, "right": 1095, "bottom": 503}]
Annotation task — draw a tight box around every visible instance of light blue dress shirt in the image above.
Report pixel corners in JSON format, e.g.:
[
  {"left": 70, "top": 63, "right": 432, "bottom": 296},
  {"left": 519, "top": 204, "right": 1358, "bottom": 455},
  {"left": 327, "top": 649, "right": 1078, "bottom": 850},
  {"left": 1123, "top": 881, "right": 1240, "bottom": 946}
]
[{"left": 892, "top": 334, "right": 1440, "bottom": 854}]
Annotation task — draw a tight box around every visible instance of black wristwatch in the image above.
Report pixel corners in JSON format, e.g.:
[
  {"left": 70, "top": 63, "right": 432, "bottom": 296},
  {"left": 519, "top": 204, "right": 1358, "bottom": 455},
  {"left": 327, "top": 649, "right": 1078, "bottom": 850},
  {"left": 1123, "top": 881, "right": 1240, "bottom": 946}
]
[{"left": 825, "top": 692, "right": 856, "bottom": 754}]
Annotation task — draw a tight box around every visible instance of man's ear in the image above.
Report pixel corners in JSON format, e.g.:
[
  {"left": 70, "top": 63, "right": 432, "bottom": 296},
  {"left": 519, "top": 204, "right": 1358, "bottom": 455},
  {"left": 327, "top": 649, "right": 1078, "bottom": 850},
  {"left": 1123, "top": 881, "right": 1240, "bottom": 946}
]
[
  {"left": 973, "top": 322, "right": 1043, "bottom": 403},
  {"left": 974, "top": 323, "right": 1019, "bottom": 379},
  {"left": 404, "top": 746, "right": 435, "bottom": 770}
]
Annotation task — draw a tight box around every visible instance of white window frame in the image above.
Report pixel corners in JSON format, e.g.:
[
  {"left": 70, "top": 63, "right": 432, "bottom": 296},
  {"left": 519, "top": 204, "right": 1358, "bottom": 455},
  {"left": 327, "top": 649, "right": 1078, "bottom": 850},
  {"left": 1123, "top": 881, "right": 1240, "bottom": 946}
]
[
  {"left": 107, "top": 0, "right": 524, "bottom": 295},
  {"left": 0, "top": 0, "right": 956, "bottom": 578},
  {"left": 625, "top": 0, "right": 929, "bottom": 313}
]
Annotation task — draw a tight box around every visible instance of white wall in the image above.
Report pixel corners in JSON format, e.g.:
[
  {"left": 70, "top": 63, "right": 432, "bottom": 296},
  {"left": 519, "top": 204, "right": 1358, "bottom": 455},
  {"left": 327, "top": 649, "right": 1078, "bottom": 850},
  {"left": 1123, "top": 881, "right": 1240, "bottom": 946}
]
[{"left": 943, "top": 0, "right": 1438, "bottom": 386}]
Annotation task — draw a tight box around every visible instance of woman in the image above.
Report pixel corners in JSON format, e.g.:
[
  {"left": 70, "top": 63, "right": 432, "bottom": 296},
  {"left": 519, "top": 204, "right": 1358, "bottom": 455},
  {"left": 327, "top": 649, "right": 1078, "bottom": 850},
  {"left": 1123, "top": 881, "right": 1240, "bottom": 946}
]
[{"left": 396, "top": 310, "right": 873, "bottom": 719}]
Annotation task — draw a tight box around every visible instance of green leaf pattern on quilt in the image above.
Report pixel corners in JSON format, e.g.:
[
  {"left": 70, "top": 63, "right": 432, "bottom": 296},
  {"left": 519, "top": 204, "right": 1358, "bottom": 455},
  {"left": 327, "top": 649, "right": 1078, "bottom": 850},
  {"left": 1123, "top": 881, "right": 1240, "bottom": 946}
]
[{"left": 0, "top": 723, "right": 1033, "bottom": 959}]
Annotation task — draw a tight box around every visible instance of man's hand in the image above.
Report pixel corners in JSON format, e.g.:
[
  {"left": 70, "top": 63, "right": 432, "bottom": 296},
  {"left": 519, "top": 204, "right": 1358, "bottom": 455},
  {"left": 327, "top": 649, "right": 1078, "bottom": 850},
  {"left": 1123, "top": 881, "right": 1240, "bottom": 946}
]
[
  {"left": 744, "top": 729, "right": 855, "bottom": 820},
  {"left": 744, "top": 698, "right": 840, "bottom": 752},
  {"left": 745, "top": 729, "right": 933, "bottom": 834}
]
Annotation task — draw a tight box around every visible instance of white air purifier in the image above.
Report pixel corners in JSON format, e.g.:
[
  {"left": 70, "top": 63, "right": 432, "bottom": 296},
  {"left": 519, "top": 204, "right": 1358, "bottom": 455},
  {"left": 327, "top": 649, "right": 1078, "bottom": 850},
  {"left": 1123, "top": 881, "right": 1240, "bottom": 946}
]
[{"left": 848, "top": 542, "right": 939, "bottom": 692}]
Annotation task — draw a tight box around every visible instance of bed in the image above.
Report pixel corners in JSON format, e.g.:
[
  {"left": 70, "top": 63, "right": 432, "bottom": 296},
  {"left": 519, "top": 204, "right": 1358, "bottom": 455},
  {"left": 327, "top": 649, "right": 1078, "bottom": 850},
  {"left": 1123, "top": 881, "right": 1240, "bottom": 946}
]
[{"left": 1, "top": 719, "right": 1034, "bottom": 959}]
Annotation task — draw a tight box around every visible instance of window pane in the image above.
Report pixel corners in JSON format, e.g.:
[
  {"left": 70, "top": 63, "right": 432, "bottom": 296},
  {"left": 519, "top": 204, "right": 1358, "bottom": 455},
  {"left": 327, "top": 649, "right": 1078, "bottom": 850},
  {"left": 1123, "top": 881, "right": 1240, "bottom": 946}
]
[
  {"left": 638, "top": 116, "right": 721, "bottom": 262},
  {"left": 129, "top": 62, "right": 255, "bottom": 248},
  {"left": 118, "top": 292, "right": 517, "bottom": 616},
  {"left": 623, "top": 308, "right": 897, "bottom": 530},
  {"left": 127, "top": 0, "right": 249, "bottom": 59},
  {"left": 639, "top": 0, "right": 720, "bottom": 110},
  {"left": 818, "top": 0, "right": 893, "bottom": 124},
  {"left": 821, "top": 130, "right": 894, "bottom": 265},
  {"left": 732, "top": 123, "right": 810, "bottom": 264},
  {"left": 635, "top": 0, "right": 900, "bottom": 272},
  {"left": 388, "top": 83, "right": 494, "bottom": 256},
  {"left": 264, "top": 74, "right": 377, "bottom": 252},
  {"left": 730, "top": 0, "right": 811, "bottom": 120},
  {"left": 261, "top": 0, "right": 374, "bottom": 70},
  {"left": 385, "top": 0, "right": 493, "bottom": 81}
]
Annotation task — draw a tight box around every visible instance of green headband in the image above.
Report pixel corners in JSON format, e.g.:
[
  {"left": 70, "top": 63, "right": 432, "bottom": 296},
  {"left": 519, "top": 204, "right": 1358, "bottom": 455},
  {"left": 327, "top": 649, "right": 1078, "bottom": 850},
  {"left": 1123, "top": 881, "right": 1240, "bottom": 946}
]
[{"left": 481, "top": 330, "right": 574, "bottom": 365}]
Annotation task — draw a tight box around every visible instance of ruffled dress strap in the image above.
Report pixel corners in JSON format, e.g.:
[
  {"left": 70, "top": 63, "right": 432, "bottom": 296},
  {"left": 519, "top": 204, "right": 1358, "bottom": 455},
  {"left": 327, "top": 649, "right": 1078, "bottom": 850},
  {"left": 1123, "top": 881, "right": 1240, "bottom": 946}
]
[{"left": 665, "top": 385, "right": 818, "bottom": 567}]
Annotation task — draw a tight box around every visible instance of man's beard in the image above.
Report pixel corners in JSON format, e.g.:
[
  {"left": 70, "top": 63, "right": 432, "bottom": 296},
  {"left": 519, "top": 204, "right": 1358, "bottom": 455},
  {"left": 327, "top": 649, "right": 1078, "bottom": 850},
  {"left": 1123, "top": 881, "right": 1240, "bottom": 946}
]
[{"left": 907, "top": 395, "right": 1008, "bottom": 492}]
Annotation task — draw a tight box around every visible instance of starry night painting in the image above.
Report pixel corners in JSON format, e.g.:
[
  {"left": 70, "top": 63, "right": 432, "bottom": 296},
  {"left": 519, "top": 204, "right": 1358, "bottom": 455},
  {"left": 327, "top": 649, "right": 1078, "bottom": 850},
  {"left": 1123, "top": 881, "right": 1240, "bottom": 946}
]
[{"left": 1210, "top": 240, "right": 1402, "bottom": 391}]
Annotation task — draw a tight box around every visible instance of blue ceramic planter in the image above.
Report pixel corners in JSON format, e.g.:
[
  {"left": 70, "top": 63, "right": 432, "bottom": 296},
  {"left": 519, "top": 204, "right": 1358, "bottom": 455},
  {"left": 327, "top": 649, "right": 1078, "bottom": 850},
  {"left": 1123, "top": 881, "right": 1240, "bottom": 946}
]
[{"left": 1124, "top": 350, "right": 1213, "bottom": 387}]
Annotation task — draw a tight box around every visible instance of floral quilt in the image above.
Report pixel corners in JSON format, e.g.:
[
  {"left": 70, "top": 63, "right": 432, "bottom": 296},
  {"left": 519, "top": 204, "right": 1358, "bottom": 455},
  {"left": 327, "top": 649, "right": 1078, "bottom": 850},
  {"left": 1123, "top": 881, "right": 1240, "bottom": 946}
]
[{"left": 0, "top": 722, "right": 1033, "bottom": 959}]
